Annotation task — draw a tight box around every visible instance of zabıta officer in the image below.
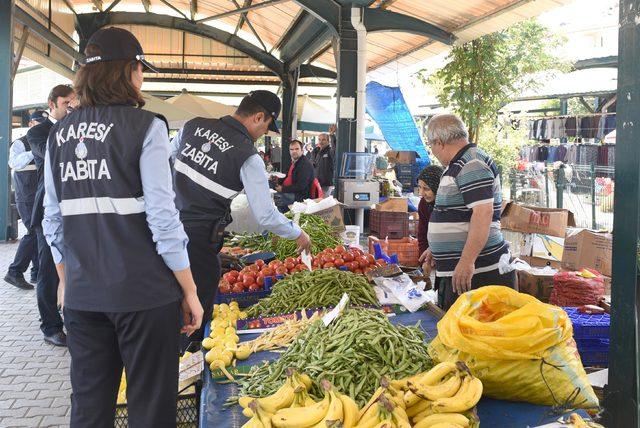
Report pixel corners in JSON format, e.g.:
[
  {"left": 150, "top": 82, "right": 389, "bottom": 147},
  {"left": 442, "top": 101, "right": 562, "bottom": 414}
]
[
  {"left": 171, "top": 90, "right": 312, "bottom": 347},
  {"left": 42, "top": 27, "right": 203, "bottom": 427}
]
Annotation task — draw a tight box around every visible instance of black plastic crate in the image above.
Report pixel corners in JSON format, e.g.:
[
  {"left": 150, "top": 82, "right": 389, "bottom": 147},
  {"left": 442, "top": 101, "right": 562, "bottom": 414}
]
[{"left": 114, "top": 380, "right": 201, "bottom": 427}]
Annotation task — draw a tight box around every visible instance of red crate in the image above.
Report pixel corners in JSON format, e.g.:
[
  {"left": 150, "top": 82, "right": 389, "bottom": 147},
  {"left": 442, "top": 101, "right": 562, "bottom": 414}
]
[
  {"left": 369, "top": 209, "right": 409, "bottom": 239},
  {"left": 368, "top": 236, "right": 420, "bottom": 267}
]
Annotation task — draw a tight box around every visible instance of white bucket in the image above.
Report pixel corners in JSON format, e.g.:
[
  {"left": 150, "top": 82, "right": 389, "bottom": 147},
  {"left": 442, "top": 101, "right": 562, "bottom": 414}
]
[{"left": 342, "top": 225, "right": 360, "bottom": 246}]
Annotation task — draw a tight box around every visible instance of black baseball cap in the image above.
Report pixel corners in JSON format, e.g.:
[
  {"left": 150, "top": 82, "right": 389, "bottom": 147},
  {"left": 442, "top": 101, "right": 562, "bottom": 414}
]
[
  {"left": 29, "top": 110, "right": 48, "bottom": 123},
  {"left": 247, "top": 90, "right": 281, "bottom": 133},
  {"left": 82, "top": 27, "right": 157, "bottom": 73}
]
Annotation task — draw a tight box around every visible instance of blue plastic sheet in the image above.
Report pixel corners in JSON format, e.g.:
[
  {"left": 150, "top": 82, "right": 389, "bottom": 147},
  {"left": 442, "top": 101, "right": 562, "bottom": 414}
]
[
  {"left": 365, "top": 81, "right": 430, "bottom": 161},
  {"left": 200, "top": 310, "right": 588, "bottom": 428}
]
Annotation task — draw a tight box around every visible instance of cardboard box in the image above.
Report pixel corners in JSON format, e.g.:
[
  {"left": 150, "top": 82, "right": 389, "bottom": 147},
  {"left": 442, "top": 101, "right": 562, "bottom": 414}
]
[
  {"left": 517, "top": 269, "right": 557, "bottom": 303},
  {"left": 501, "top": 202, "right": 576, "bottom": 238},
  {"left": 311, "top": 203, "right": 345, "bottom": 233},
  {"left": 386, "top": 150, "right": 419, "bottom": 164},
  {"left": 374, "top": 197, "right": 408, "bottom": 212},
  {"left": 526, "top": 234, "right": 565, "bottom": 262},
  {"left": 520, "top": 255, "right": 562, "bottom": 270},
  {"left": 562, "top": 229, "right": 612, "bottom": 276}
]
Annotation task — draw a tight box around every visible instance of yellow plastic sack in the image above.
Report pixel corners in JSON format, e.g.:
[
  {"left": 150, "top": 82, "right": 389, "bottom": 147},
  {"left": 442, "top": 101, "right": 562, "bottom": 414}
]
[{"left": 428, "top": 286, "right": 599, "bottom": 409}]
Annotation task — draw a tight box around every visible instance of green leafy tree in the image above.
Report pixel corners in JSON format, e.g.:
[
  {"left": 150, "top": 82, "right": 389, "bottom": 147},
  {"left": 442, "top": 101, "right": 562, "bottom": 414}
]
[{"left": 420, "top": 20, "right": 566, "bottom": 146}]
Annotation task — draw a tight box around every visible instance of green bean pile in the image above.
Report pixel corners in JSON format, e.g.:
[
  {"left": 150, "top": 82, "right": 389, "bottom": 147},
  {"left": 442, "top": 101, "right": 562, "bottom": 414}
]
[
  {"left": 238, "top": 308, "right": 434, "bottom": 407},
  {"left": 225, "top": 232, "right": 271, "bottom": 252},
  {"left": 273, "top": 213, "right": 341, "bottom": 259},
  {"left": 245, "top": 269, "right": 378, "bottom": 318}
]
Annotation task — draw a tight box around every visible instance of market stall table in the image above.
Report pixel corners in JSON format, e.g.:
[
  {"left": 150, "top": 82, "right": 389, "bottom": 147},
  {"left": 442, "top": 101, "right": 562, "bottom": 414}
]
[{"left": 199, "top": 310, "right": 588, "bottom": 427}]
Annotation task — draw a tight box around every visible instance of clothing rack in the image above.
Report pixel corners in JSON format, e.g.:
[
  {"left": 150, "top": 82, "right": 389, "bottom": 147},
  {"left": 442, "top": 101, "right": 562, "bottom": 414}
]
[{"left": 527, "top": 113, "right": 616, "bottom": 141}]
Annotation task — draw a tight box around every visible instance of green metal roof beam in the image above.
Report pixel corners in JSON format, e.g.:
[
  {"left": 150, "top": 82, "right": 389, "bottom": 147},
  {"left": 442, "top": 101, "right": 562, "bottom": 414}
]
[
  {"left": 14, "top": 6, "right": 82, "bottom": 62},
  {"left": 299, "top": 64, "right": 336, "bottom": 79},
  {"left": 573, "top": 55, "right": 618, "bottom": 70},
  {"left": 362, "top": 8, "right": 455, "bottom": 45},
  {"left": 144, "top": 77, "right": 335, "bottom": 87},
  {"left": 78, "top": 11, "right": 284, "bottom": 76},
  {"left": 293, "top": 0, "right": 340, "bottom": 34}
]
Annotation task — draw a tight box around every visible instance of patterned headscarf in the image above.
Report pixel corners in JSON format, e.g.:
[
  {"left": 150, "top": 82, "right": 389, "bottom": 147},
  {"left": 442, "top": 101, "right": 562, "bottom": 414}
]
[{"left": 417, "top": 165, "right": 444, "bottom": 194}]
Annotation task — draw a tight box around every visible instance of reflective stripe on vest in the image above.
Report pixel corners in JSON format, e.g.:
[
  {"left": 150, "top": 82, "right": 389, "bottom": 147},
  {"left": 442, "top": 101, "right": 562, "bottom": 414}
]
[
  {"left": 174, "top": 159, "right": 239, "bottom": 200},
  {"left": 60, "top": 197, "right": 146, "bottom": 216},
  {"left": 16, "top": 165, "right": 36, "bottom": 172}
]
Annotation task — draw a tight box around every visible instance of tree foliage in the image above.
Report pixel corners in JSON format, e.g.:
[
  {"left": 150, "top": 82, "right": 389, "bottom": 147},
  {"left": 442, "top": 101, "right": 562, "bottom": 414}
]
[{"left": 421, "top": 20, "right": 566, "bottom": 144}]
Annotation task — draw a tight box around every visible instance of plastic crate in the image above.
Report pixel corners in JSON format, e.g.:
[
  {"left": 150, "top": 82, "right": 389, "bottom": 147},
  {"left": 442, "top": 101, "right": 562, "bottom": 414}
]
[
  {"left": 564, "top": 307, "right": 610, "bottom": 339},
  {"left": 368, "top": 236, "right": 420, "bottom": 267},
  {"left": 214, "top": 287, "right": 272, "bottom": 308},
  {"left": 369, "top": 210, "right": 409, "bottom": 239},
  {"left": 577, "top": 339, "right": 609, "bottom": 367},
  {"left": 114, "top": 380, "right": 201, "bottom": 428}
]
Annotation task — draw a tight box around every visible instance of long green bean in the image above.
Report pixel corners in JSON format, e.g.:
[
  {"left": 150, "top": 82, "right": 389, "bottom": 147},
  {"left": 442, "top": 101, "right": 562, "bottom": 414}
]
[{"left": 238, "top": 307, "right": 434, "bottom": 407}]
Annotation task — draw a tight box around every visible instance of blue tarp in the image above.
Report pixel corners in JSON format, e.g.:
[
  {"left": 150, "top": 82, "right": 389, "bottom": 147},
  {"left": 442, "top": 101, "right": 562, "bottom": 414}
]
[{"left": 365, "top": 81, "right": 430, "bottom": 161}]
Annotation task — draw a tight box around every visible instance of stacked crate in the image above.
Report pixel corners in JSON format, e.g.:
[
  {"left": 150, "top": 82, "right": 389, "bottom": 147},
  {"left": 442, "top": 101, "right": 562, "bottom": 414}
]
[{"left": 564, "top": 307, "right": 610, "bottom": 367}]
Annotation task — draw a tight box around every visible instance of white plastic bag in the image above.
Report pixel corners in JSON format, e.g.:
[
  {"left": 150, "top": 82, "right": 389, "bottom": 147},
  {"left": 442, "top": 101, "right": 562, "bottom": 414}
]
[{"left": 373, "top": 274, "right": 431, "bottom": 312}]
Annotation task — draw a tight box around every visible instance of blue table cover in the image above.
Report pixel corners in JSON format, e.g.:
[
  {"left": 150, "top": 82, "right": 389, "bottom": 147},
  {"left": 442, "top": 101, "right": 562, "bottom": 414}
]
[{"left": 200, "top": 311, "right": 587, "bottom": 427}]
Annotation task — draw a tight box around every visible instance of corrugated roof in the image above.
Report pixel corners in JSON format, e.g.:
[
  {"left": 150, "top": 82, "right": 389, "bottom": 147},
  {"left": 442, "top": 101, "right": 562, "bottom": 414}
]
[{"left": 15, "top": 0, "right": 571, "bottom": 83}]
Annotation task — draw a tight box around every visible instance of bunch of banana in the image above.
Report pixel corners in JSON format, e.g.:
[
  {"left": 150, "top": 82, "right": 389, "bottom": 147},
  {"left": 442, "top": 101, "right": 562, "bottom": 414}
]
[
  {"left": 243, "top": 401, "right": 274, "bottom": 428},
  {"left": 239, "top": 369, "right": 312, "bottom": 418},
  {"left": 353, "top": 392, "right": 410, "bottom": 428},
  {"left": 392, "top": 362, "right": 482, "bottom": 427},
  {"left": 270, "top": 379, "right": 359, "bottom": 428},
  {"left": 204, "top": 302, "right": 247, "bottom": 378}
]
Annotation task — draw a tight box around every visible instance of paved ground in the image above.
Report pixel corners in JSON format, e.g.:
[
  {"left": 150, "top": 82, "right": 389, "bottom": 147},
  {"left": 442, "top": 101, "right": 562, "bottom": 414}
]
[{"left": 0, "top": 227, "right": 71, "bottom": 427}]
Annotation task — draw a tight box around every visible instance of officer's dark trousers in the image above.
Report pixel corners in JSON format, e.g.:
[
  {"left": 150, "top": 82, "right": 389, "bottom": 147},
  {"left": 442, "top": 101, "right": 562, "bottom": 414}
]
[
  {"left": 64, "top": 301, "right": 181, "bottom": 428},
  {"left": 181, "top": 222, "right": 221, "bottom": 351},
  {"left": 8, "top": 201, "right": 38, "bottom": 280},
  {"left": 35, "top": 226, "right": 63, "bottom": 336}
]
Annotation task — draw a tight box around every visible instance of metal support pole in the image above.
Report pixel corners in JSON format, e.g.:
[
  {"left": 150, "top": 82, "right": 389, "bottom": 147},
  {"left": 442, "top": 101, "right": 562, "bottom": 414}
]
[
  {"left": 555, "top": 167, "right": 564, "bottom": 209},
  {"left": 0, "top": 1, "right": 14, "bottom": 241},
  {"left": 604, "top": 0, "right": 640, "bottom": 423},
  {"left": 281, "top": 68, "right": 299, "bottom": 173},
  {"left": 560, "top": 98, "right": 568, "bottom": 146},
  {"left": 544, "top": 162, "right": 549, "bottom": 208},
  {"left": 509, "top": 170, "right": 516, "bottom": 201},
  {"left": 590, "top": 164, "right": 596, "bottom": 229}
]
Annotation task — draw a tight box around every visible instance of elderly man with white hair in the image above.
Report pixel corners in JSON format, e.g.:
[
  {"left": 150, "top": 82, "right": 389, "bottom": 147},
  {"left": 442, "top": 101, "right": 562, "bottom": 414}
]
[{"left": 421, "top": 114, "right": 515, "bottom": 310}]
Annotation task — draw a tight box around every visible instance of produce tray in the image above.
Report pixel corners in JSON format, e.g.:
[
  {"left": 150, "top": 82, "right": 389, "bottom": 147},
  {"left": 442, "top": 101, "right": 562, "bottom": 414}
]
[
  {"left": 214, "top": 288, "right": 272, "bottom": 308},
  {"left": 236, "top": 305, "right": 400, "bottom": 331},
  {"left": 564, "top": 307, "right": 610, "bottom": 339}
]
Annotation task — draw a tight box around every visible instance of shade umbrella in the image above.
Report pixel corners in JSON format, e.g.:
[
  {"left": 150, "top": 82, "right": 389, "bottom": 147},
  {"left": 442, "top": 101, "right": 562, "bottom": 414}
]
[
  {"left": 165, "top": 90, "right": 236, "bottom": 119},
  {"left": 277, "top": 94, "right": 336, "bottom": 133},
  {"left": 141, "top": 93, "right": 196, "bottom": 129}
]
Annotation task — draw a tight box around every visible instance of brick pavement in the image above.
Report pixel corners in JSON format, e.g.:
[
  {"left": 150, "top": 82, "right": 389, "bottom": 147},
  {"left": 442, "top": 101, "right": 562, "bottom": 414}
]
[{"left": 0, "top": 228, "right": 71, "bottom": 427}]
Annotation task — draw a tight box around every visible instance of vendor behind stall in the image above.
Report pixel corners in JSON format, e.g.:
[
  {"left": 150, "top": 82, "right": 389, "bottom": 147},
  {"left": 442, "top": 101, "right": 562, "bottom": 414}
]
[{"left": 171, "top": 91, "right": 312, "bottom": 348}]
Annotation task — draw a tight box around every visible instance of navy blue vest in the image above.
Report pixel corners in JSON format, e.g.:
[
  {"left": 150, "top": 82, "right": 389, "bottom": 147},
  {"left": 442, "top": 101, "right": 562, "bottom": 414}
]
[
  {"left": 48, "top": 105, "right": 181, "bottom": 312},
  {"left": 173, "top": 116, "right": 257, "bottom": 223},
  {"left": 13, "top": 136, "right": 37, "bottom": 203}
]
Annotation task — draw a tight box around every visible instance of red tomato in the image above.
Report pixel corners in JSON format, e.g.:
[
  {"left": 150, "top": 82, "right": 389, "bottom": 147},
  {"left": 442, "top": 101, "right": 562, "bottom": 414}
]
[
  {"left": 335, "top": 246, "right": 346, "bottom": 254},
  {"left": 363, "top": 267, "right": 373, "bottom": 274},
  {"left": 222, "top": 272, "right": 233, "bottom": 283},
  {"left": 219, "top": 282, "right": 232, "bottom": 294},
  {"left": 232, "top": 283, "right": 244, "bottom": 293},
  {"left": 296, "top": 264, "right": 308, "bottom": 271},
  {"left": 227, "top": 270, "right": 239, "bottom": 281},
  {"left": 352, "top": 248, "right": 364, "bottom": 256},
  {"left": 268, "top": 260, "right": 280, "bottom": 268},
  {"left": 248, "top": 283, "right": 261, "bottom": 292},
  {"left": 357, "top": 257, "right": 369, "bottom": 268},
  {"left": 366, "top": 254, "right": 376, "bottom": 264},
  {"left": 333, "top": 258, "right": 344, "bottom": 267},
  {"left": 275, "top": 266, "right": 288, "bottom": 275},
  {"left": 237, "top": 273, "right": 245, "bottom": 283},
  {"left": 322, "top": 254, "right": 335, "bottom": 263},
  {"left": 284, "top": 257, "right": 295, "bottom": 265},
  {"left": 249, "top": 264, "right": 260, "bottom": 273},
  {"left": 256, "top": 274, "right": 265, "bottom": 286},
  {"left": 243, "top": 276, "right": 256, "bottom": 287},
  {"left": 324, "top": 248, "right": 334, "bottom": 254},
  {"left": 323, "top": 262, "right": 335, "bottom": 269},
  {"left": 343, "top": 253, "right": 354, "bottom": 262},
  {"left": 347, "top": 262, "right": 358, "bottom": 271},
  {"left": 255, "top": 259, "right": 265, "bottom": 267},
  {"left": 284, "top": 261, "right": 295, "bottom": 270},
  {"left": 354, "top": 268, "right": 364, "bottom": 274}
]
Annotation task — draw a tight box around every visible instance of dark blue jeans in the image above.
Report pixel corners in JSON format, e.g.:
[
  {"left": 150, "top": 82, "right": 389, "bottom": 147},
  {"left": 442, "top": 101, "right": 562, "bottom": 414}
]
[
  {"left": 8, "top": 201, "right": 38, "bottom": 280},
  {"left": 35, "top": 226, "right": 63, "bottom": 336}
]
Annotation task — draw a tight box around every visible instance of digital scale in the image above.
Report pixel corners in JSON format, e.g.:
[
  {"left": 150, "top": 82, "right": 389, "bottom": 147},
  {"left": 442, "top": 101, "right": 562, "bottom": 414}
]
[{"left": 338, "top": 153, "right": 380, "bottom": 208}]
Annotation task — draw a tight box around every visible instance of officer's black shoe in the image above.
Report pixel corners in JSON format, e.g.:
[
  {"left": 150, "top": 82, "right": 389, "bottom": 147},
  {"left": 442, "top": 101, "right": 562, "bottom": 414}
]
[
  {"left": 44, "top": 331, "right": 67, "bottom": 347},
  {"left": 4, "top": 273, "right": 34, "bottom": 290},
  {"left": 30, "top": 274, "right": 38, "bottom": 284}
]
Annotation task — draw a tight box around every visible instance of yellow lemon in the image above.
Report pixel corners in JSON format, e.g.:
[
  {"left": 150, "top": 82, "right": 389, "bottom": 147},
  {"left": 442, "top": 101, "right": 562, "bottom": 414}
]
[
  {"left": 205, "top": 349, "right": 220, "bottom": 364},
  {"left": 235, "top": 345, "right": 252, "bottom": 360},
  {"left": 202, "top": 338, "right": 215, "bottom": 350},
  {"left": 225, "top": 326, "right": 236, "bottom": 336},
  {"left": 220, "top": 351, "right": 233, "bottom": 366}
]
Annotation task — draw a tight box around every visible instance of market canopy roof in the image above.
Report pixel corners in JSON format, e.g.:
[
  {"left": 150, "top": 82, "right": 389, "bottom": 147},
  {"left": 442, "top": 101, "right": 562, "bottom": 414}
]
[{"left": 13, "top": 0, "right": 572, "bottom": 85}]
